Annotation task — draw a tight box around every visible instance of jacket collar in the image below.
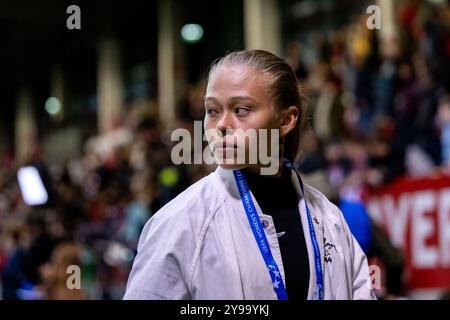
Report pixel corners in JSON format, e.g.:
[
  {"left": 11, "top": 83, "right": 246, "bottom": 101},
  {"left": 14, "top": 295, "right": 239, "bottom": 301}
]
[
  {"left": 213, "top": 166, "right": 241, "bottom": 199},
  {"left": 213, "top": 164, "right": 305, "bottom": 200}
]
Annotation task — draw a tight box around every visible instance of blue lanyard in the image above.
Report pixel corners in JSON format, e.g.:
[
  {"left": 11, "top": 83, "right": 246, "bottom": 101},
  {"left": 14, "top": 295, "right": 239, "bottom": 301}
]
[
  {"left": 233, "top": 169, "right": 288, "bottom": 300},
  {"left": 233, "top": 159, "right": 324, "bottom": 300},
  {"left": 284, "top": 158, "right": 324, "bottom": 300}
]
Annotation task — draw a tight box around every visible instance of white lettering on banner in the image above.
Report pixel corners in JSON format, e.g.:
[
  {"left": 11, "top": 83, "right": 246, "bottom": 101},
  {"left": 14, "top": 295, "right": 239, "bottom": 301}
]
[
  {"left": 367, "top": 200, "right": 383, "bottom": 225},
  {"left": 383, "top": 194, "right": 410, "bottom": 249},
  {"left": 368, "top": 188, "right": 450, "bottom": 269},
  {"left": 439, "top": 190, "right": 450, "bottom": 266},
  {"left": 412, "top": 191, "right": 438, "bottom": 268}
]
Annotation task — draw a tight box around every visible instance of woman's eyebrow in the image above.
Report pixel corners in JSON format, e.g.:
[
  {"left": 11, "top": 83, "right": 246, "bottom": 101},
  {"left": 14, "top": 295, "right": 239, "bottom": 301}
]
[
  {"left": 204, "top": 96, "right": 219, "bottom": 104},
  {"left": 228, "top": 96, "right": 257, "bottom": 104},
  {"left": 204, "top": 96, "right": 257, "bottom": 105}
]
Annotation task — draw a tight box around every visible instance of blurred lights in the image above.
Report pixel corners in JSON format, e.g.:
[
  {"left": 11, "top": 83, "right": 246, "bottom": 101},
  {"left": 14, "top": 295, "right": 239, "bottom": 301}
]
[
  {"left": 45, "top": 97, "right": 61, "bottom": 115},
  {"left": 181, "top": 24, "right": 204, "bottom": 43},
  {"left": 17, "top": 166, "right": 49, "bottom": 206}
]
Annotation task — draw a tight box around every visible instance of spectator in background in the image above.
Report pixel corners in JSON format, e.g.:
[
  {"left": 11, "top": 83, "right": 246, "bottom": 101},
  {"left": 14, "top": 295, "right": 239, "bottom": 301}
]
[
  {"left": 422, "top": 2, "right": 450, "bottom": 93},
  {"left": 438, "top": 95, "right": 450, "bottom": 168},
  {"left": 285, "top": 41, "right": 309, "bottom": 82},
  {"left": 40, "top": 242, "right": 85, "bottom": 299},
  {"left": 22, "top": 213, "right": 57, "bottom": 290},
  {"left": 119, "top": 170, "right": 154, "bottom": 247},
  {"left": 297, "top": 131, "right": 337, "bottom": 202},
  {"left": 313, "top": 68, "right": 345, "bottom": 142},
  {"left": 1, "top": 220, "right": 27, "bottom": 299}
]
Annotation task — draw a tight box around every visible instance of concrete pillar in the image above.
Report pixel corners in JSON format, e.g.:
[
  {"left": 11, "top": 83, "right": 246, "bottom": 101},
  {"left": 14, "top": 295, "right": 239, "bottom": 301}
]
[
  {"left": 15, "top": 87, "right": 37, "bottom": 162},
  {"left": 97, "top": 36, "right": 124, "bottom": 134},
  {"left": 244, "top": 0, "right": 282, "bottom": 56},
  {"left": 157, "top": 0, "right": 185, "bottom": 133}
]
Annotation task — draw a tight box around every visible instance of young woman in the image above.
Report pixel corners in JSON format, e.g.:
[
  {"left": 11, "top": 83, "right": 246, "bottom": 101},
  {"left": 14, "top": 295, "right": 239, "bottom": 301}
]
[{"left": 124, "top": 50, "right": 376, "bottom": 300}]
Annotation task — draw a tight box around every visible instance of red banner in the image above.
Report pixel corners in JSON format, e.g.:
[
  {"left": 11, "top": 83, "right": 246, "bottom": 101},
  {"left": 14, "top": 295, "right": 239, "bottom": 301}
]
[{"left": 368, "top": 174, "right": 450, "bottom": 292}]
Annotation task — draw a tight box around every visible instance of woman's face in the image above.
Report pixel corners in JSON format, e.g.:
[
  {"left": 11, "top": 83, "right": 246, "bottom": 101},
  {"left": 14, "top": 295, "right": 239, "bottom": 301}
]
[{"left": 204, "top": 64, "right": 281, "bottom": 171}]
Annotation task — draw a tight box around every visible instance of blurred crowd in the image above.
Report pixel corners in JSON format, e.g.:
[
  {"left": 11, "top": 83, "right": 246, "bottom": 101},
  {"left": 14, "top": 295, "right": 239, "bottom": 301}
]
[
  {"left": 0, "top": 0, "right": 449, "bottom": 299},
  {"left": 0, "top": 115, "right": 201, "bottom": 299},
  {"left": 293, "top": 0, "right": 450, "bottom": 299}
]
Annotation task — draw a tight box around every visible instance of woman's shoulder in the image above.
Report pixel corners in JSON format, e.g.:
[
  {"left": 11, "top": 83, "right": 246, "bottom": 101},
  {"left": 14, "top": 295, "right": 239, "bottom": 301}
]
[
  {"left": 302, "top": 183, "right": 357, "bottom": 249},
  {"left": 302, "top": 183, "right": 344, "bottom": 224}
]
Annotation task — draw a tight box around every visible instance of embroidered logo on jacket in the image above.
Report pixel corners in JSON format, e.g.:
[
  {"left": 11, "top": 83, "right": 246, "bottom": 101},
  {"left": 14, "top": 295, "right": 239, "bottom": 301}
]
[{"left": 323, "top": 237, "right": 336, "bottom": 263}]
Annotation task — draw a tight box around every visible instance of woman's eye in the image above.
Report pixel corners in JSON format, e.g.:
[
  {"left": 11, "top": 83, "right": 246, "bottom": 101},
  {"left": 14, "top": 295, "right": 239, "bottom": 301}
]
[
  {"left": 206, "top": 108, "right": 219, "bottom": 116},
  {"left": 235, "top": 107, "right": 249, "bottom": 116}
]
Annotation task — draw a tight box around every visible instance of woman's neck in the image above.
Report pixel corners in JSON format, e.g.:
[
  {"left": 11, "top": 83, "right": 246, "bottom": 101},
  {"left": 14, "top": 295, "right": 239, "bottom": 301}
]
[
  {"left": 244, "top": 161, "right": 285, "bottom": 177},
  {"left": 243, "top": 144, "right": 286, "bottom": 177}
]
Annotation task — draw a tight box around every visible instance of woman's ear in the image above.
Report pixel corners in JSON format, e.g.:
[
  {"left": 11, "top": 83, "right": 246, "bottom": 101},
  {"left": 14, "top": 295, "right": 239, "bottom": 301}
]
[{"left": 279, "top": 106, "right": 299, "bottom": 137}]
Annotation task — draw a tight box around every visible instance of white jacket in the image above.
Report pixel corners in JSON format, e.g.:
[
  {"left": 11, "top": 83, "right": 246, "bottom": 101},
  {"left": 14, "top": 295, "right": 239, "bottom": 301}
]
[{"left": 123, "top": 166, "right": 376, "bottom": 300}]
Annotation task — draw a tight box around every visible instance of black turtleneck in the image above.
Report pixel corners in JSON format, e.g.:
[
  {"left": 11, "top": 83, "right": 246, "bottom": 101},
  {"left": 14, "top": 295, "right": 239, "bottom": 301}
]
[{"left": 244, "top": 166, "right": 310, "bottom": 300}]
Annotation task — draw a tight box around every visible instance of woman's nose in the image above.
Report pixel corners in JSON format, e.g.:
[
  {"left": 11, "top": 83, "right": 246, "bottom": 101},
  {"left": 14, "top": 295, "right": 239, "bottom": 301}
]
[{"left": 216, "top": 112, "right": 234, "bottom": 136}]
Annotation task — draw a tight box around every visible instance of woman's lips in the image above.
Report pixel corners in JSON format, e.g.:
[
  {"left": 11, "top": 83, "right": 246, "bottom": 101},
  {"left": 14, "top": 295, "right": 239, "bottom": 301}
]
[{"left": 212, "top": 142, "right": 238, "bottom": 150}]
